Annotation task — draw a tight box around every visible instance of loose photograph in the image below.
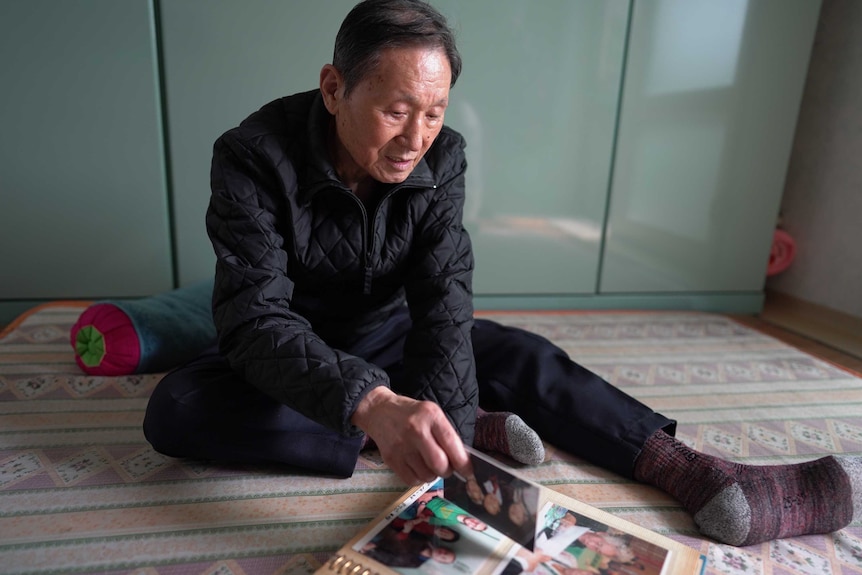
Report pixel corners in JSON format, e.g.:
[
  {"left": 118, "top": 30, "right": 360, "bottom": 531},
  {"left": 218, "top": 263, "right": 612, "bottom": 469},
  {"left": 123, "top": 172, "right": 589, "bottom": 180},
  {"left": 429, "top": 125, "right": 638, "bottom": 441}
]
[{"left": 444, "top": 450, "right": 541, "bottom": 549}]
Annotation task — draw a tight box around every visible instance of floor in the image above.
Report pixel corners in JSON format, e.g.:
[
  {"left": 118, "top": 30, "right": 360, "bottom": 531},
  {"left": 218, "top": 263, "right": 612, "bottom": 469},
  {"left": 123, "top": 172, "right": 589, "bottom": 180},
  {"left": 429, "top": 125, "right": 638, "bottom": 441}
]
[
  {"left": 4, "top": 292, "right": 860, "bottom": 374},
  {"left": 731, "top": 289, "right": 862, "bottom": 374}
]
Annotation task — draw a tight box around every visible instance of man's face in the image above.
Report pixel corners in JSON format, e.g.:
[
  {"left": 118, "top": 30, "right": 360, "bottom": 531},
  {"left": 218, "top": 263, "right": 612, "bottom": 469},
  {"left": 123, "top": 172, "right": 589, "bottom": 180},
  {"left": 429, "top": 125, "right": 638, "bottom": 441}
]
[
  {"left": 324, "top": 46, "right": 451, "bottom": 190},
  {"left": 508, "top": 501, "right": 527, "bottom": 526},
  {"left": 581, "top": 533, "right": 619, "bottom": 558},
  {"left": 430, "top": 546, "right": 456, "bottom": 564},
  {"left": 466, "top": 477, "right": 484, "bottom": 504},
  {"left": 483, "top": 492, "right": 501, "bottom": 515},
  {"left": 460, "top": 515, "right": 488, "bottom": 531}
]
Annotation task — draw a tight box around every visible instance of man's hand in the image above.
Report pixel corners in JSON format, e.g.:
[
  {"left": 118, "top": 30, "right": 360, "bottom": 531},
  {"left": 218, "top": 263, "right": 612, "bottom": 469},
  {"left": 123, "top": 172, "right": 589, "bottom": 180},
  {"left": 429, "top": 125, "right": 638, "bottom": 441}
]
[{"left": 351, "top": 386, "right": 471, "bottom": 485}]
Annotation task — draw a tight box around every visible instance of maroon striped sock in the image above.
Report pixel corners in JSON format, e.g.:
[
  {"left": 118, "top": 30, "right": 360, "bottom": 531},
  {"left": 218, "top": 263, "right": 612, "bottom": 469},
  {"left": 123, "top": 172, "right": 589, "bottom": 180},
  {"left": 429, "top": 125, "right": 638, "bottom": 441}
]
[{"left": 634, "top": 430, "right": 860, "bottom": 546}]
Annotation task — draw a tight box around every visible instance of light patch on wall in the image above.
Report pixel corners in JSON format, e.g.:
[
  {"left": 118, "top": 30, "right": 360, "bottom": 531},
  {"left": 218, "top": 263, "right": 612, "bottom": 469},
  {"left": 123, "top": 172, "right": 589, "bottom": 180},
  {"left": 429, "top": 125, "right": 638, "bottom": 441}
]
[
  {"left": 646, "top": 0, "right": 748, "bottom": 96},
  {"left": 626, "top": 121, "right": 727, "bottom": 242}
]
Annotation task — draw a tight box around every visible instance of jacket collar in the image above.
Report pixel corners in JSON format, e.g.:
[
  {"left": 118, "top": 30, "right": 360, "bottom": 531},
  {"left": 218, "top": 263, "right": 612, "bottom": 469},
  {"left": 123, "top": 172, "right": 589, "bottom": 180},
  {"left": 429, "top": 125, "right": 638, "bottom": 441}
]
[{"left": 301, "top": 92, "right": 436, "bottom": 204}]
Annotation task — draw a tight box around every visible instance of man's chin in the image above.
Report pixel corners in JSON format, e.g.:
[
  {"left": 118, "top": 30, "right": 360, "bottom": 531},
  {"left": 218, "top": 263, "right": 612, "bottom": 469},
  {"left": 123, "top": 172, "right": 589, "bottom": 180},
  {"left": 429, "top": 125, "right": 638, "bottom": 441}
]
[{"left": 374, "top": 171, "right": 412, "bottom": 184}]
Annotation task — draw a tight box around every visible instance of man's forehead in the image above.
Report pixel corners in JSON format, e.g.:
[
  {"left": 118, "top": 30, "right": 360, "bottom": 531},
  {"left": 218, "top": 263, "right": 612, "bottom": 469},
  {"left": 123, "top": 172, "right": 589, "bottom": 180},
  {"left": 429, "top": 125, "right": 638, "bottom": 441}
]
[
  {"left": 364, "top": 46, "right": 451, "bottom": 91},
  {"left": 389, "top": 90, "right": 449, "bottom": 107}
]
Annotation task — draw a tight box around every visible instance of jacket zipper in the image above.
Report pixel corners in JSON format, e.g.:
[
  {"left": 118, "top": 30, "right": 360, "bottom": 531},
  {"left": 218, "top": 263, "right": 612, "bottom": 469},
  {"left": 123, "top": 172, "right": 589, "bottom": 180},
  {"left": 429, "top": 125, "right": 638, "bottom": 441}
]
[
  {"left": 362, "top": 198, "right": 374, "bottom": 296},
  {"left": 348, "top": 183, "right": 435, "bottom": 295}
]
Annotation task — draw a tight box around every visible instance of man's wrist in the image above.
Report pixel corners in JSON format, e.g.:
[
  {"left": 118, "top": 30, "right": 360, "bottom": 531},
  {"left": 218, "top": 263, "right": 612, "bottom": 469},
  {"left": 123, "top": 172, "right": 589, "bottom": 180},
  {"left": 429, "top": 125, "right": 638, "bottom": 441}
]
[{"left": 350, "top": 385, "right": 393, "bottom": 430}]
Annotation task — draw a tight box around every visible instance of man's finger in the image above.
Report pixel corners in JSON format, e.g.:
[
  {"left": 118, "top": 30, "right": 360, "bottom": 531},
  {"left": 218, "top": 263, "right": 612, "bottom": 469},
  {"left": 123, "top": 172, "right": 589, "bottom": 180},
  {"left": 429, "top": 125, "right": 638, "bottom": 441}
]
[
  {"left": 418, "top": 440, "right": 452, "bottom": 478},
  {"left": 430, "top": 415, "right": 469, "bottom": 476},
  {"left": 406, "top": 453, "right": 436, "bottom": 484}
]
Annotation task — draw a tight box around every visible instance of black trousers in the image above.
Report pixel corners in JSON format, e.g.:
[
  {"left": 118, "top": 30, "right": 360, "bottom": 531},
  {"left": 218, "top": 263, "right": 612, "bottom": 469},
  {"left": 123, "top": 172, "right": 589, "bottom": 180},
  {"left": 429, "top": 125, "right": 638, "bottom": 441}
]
[{"left": 143, "top": 307, "right": 675, "bottom": 478}]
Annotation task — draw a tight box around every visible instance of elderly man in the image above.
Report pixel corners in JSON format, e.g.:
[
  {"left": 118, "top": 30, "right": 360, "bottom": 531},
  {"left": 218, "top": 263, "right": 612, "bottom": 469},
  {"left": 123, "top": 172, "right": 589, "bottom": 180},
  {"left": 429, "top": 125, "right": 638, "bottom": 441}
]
[{"left": 144, "top": 0, "right": 861, "bottom": 547}]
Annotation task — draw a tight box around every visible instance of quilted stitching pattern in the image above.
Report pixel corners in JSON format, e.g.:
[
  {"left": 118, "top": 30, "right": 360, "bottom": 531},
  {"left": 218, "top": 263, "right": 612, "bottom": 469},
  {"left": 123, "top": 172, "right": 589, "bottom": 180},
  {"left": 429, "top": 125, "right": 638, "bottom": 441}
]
[{"left": 206, "top": 92, "right": 478, "bottom": 443}]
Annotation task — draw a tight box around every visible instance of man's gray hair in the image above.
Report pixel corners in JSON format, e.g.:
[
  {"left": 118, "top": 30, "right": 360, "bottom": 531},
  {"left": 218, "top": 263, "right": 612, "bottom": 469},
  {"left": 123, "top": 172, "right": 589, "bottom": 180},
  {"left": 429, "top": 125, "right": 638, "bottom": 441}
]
[{"left": 333, "top": 0, "right": 462, "bottom": 96}]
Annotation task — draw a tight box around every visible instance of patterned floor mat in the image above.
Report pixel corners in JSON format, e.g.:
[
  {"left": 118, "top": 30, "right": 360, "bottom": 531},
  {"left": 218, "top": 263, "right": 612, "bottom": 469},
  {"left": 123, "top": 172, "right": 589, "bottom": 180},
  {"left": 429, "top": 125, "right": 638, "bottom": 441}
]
[{"left": 1, "top": 304, "right": 860, "bottom": 575}]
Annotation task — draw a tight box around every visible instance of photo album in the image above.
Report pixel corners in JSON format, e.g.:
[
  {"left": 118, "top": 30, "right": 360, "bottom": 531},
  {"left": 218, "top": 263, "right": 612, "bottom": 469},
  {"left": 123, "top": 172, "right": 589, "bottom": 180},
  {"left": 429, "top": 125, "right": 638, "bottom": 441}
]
[{"left": 315, "top": 448, "right": 707, "bottom": 575}]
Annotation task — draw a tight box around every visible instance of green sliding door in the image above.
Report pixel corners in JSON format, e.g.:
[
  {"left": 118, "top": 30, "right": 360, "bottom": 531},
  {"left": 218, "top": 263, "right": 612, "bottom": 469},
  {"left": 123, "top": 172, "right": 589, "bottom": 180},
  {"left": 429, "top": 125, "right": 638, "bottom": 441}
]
[
  {"left": 158, "top": 0, "right": 358, "bottom": 286},
  {"left": 600, "top": 0, "right": 821, "bottom": 293},
  {"left": 438, "top": 1, "right": 628, "bottom": 296},
  {"left": 161, "top": 1, "right": 628, "bottom": 298},
  {"left": 0, "top": 0, "right": 172, "bottom": 298}
]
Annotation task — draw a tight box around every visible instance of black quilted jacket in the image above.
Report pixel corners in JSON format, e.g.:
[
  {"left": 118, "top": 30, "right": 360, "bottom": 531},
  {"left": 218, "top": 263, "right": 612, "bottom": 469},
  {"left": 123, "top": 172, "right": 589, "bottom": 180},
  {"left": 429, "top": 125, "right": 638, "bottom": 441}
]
[{"left": 206, "top": 90, "right": 478, "bottom": 444}]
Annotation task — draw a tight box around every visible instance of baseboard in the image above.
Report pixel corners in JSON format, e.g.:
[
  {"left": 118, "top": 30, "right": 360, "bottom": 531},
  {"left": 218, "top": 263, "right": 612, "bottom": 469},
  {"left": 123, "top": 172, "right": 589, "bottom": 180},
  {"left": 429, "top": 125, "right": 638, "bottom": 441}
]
[
  {"left": 473, "top": 292, "right": 765, "bottom": 314},
  {"left": 760, "top": 289, "right": 862, "bottom": 360}
]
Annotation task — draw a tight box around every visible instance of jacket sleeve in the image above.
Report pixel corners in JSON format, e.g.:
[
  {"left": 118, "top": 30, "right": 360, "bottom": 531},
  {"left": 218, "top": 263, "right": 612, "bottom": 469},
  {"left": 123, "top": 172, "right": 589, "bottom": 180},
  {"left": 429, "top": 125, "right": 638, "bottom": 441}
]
[
  {"left": 206, "top": 133, "right": 389, "bottom": 436},
  {"left": 401, "top": 153, "right": 479, "bottom": 445}
]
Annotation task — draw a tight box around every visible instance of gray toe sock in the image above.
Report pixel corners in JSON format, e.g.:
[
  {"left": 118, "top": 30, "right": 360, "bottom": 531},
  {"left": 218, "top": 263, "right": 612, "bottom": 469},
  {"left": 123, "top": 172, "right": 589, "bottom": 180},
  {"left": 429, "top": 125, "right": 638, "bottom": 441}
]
[
  {"left": 504, "top": 414, "right": 546, "bottom": 466},
  {"left": 837, "top": 456, "right": 862, "bottom": 521},
  {"left": 693, "top": 484, "right": 752, "bottom": 546}
]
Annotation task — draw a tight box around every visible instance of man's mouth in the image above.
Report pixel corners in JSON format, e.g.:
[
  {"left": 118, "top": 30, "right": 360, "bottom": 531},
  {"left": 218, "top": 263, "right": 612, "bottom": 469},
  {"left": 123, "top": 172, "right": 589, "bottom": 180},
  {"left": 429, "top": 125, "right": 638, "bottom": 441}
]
[{"left": 387, "top": 156, "right": 414, "bottom": 168}]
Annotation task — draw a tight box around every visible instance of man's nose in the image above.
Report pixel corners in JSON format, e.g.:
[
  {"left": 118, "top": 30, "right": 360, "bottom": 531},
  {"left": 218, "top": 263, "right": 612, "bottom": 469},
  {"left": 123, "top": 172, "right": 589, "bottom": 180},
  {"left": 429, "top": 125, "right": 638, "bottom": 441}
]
[{"left": 399, "top": 118, "right": 425, "bottom": 151}]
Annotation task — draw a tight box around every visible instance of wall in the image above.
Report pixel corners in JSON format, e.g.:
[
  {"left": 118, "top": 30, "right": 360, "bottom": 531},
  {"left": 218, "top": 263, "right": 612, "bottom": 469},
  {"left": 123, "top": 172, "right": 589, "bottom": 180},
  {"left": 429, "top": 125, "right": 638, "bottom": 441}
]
[
  {"left": 0, "top": 0, "right": 822, "bottom": 328},
  {"left": 768, "top": 0, "right": 862, "bottom": 318}
]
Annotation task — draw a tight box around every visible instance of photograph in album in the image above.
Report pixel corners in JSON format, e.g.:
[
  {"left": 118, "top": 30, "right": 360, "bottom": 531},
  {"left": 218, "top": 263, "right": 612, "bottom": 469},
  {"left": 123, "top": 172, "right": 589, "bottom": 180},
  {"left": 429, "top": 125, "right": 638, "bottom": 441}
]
[
  {"left": 351, "top": 477, "right": 512, "bottom": 575},
  {"left": 316, "top": 448, "right": 706, "bottom": 575}
]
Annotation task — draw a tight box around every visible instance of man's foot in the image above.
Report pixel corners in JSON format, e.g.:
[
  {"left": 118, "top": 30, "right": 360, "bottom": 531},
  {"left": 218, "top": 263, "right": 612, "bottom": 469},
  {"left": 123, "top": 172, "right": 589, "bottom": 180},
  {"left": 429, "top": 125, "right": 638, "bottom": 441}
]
[
  {"left": 474, "top": 409, "right": 545, "bottom": 466},
  {"left": 634, "top": 430, "right": 861, "bottom": 546}
]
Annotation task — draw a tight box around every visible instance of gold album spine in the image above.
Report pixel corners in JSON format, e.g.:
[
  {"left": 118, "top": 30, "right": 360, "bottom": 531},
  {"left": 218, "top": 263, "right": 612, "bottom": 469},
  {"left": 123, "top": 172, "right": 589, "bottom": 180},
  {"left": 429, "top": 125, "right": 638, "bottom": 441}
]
[{"left": 326, "top": 553, "right": 379, "bottom": 575}]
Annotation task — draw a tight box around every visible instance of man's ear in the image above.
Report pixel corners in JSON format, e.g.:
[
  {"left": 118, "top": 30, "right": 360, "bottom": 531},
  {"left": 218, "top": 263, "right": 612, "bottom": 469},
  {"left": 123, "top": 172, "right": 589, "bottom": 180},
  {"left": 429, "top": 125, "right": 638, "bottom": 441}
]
[{"left": 319, "top": 64, "right": 343, "bottom": 114}]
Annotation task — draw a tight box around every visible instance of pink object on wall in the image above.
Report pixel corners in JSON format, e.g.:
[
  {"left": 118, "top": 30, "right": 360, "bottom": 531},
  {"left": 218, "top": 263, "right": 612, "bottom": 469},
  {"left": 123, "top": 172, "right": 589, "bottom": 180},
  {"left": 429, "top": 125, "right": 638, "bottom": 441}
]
[{"left": 768, "top": 229, "right": 797, "bottom": 276}]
